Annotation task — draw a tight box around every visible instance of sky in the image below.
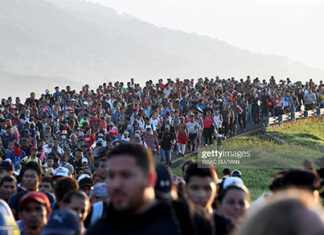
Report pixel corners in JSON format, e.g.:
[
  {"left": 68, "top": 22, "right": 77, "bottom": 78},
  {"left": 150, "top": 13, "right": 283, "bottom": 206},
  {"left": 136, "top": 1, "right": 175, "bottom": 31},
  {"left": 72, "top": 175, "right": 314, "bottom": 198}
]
[{"left": 89, "top": 0, "right": 324, "bottom": 72}]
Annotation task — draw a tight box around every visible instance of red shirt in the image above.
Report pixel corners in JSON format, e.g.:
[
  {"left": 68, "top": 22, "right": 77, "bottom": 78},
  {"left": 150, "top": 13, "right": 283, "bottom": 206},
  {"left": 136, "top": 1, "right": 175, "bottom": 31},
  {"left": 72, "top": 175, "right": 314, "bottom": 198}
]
[
  {"left": 203, "top": 117, "right": 214, "bottom": 128},
  {"left": 83, "top": 134, "right": 95, "bottom": 147}
]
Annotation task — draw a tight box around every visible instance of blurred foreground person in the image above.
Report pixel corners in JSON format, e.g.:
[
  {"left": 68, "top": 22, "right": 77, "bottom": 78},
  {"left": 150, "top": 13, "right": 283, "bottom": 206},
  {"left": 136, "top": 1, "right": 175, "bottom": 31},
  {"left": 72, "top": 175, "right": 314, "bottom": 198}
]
[
  {"left": 19, "top": 192, "right": 51, "bottom": 235},
  {"left": 41, "top": 209, "right": 82, "bottom": 235},
  {"left": 62, "top": 191, "right": 91, "bottom": 224},
  {"left": 235, "top": 190, "right": 324, "bottom": 235},
  {"left": 0, "top": 199, "right": 20, "bottom": 234},
  {"left": 216, "top": 183, "right": 250, "bottom": 225},
  {"left": 87, "top": 143, "right": 213, "bottom": 235},
  {"left": 185, "top": 162, "right": 234, "bottom": 235}
]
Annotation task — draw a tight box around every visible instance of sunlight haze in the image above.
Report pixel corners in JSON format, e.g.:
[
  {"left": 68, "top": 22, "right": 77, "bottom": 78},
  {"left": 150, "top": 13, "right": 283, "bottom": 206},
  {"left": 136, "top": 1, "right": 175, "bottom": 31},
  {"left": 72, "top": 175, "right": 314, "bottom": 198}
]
[{"left": 91, "top": 0, "right": 324, "bottom": 71}]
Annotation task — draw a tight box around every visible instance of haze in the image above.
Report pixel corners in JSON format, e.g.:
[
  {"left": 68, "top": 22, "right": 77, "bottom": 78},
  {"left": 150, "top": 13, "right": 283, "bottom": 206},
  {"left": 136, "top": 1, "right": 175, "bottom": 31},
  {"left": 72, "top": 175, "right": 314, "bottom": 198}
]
[{"left": 92, "top": 0, "right": 324, "bottom": 71}]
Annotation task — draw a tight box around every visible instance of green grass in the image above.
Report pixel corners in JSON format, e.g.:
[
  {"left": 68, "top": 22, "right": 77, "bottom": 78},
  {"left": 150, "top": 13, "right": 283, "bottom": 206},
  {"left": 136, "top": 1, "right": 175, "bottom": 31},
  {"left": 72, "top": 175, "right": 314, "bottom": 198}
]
[
  {"left": 267, "top": 120, "right": 324, "bottom": 148},
  {"left": 172, "top": 119, "right": 324, "bottom": 201}
]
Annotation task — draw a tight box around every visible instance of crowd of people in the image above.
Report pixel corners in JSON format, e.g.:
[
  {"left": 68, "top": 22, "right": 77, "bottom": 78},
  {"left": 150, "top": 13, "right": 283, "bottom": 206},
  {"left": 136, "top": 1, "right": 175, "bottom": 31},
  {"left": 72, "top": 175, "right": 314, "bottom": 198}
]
[{"left": 0, "top": 76, "right": 323, "bottom": 235}]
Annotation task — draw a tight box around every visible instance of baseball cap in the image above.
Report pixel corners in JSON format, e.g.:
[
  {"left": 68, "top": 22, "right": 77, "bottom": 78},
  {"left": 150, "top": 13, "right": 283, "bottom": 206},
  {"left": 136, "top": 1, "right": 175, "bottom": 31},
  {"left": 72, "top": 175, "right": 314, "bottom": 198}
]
[
  {"left": 20, "top": 192, "right": 51, "bottom": 213},
  {"left": 109, "top": 129, "right": 117, "bottom": 135},
  {"left": 78, "top": 174, "right": 90, "bottom": 183},
  {"left": 124, "top": 130, "right": 129, "bottom": 135},
  {"left": 165, "top": 125, "right": 170, "bottom": 129},
  {"left": 89, "top": 183, "right": 108, "bottom": 198},
  {"left": 231, "top": 169, "right": 242, "bottom": 178},
  {"left": 47, "top": 139, "right": 54, "bottom": 145},
  {"left": 78, "top": 174, "right": 93, "bottom": 188},
  {"left": 0, "top": 161, "right": 13, "bottom": 172},
  {"left": 63, "top": 164, "right": 74, "bottom": 175},
  {"left": 81, "top": 158, "right": 88, "bottom": 163},
  {"left": 155, "top": 163, "right": 173, "bottom": 194},
  {"left": 222, "top": 176, "right": 244, "bottom": 189},
  {"left": 134, "top": 134, "right": 141, "bottom": 139},
  {"left": 53, "top": 167, "right": 70, "bottom": 177},
  {"left": 30, "top": 146, "right": 37, "bottom": 152},
  {"left": 41, "top": 209, "right": 82, "bottom": 235},
  {"left": 97, "top": 133, "right": 104, "bottom": 137}
]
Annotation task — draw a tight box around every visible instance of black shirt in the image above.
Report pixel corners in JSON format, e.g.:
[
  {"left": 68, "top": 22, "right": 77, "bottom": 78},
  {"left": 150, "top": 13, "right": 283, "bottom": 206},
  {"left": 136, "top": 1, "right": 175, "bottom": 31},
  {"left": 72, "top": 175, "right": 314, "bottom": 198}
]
[
  {"left": 87, "top": 199, "right": 213, "bottom": 235},
  {"left": 160, "top": 132, "right": 175, "bottom": 150}
]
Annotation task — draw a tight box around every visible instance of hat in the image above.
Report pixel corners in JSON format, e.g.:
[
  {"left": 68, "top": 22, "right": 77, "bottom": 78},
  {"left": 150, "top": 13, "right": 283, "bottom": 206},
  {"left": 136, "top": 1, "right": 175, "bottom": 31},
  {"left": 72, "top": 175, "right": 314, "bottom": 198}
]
[
  {"left": 47, "top": 139, "right": 54, "bottom": 145},
  {"left": 222, "top": 176, "right": 244, "bottom": 189},
  {"left": 61, "top": 130, "right": 68, "bottom": 135},
  {"left": 78, "top": 174, "right": 90, "bottom": 182},
  {"left": 155, "top": 163, "right": 173, "bottom": 194},
  {"left": 97, "top": 133, "right": 104, "bottom": 137},
  {"left": 109, "top": 129, "right": 117, "bottom": 135},
  {"left": 0, "top": 161, "right": 13, "bottom": 172},
  {"left": 134, "top": 134, "right": 141, "bottom": 139},
  {"left": 124, "top": 130, "right": 129, "bottom": 135},
  {"left": 78, "top": 174, "right": 93, "bottom": 188},
  {"left": 20, "top": 192, "right": 51, "bottom": 213},
  {"left": 30, "top": 146, "right": 37, "bottom": 152},
  {"left": 82, "top": 158, "right": 88, "bottom": 163},
  {"left": 231, "top": 169, "right": 242, "bottom": 178},
  {"left": 63, "top": 164, "right": 74, "bottom": 175},
  {"left": 89, "top": 183, "right": 108, "bottom": 198},
  {"left": 41, "top": 209, "right": 82, "bottom": 235},
  {"left": 165, "top": 125, "right": 170, "bottom": 129},
  {"left": 53, "top": 167, "right": 70, "bottom": 177}
]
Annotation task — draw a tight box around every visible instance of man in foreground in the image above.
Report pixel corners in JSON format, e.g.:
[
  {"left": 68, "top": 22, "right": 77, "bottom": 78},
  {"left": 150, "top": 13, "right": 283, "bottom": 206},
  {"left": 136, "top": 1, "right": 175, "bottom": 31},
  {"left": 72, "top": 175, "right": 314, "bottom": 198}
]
[{"left": 87, "top": 143, "right": 212, "bottom": 235}]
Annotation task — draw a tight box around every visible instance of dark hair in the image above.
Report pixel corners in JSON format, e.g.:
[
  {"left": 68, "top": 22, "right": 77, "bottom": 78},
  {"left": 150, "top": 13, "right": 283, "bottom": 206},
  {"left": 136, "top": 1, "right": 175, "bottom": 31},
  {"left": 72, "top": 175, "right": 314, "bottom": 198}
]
[
  {"left": 184, "top": 162, "right": 218, "bottom": 184},
  {"left": 106, "top": 143, "right": 155, "bottom": 176},
  {"left": 63, "top": 191, "right": 89, "bottom": 205},
  {"left": 47, "top": 155, "right": 54, "bottom": 161},
  {"left": 182, "top": 159, "right": 195, "bottom": 174},
  {"left": 281, "top": 169, "right": 319, "bottom": 192},
  {"left": 21, "top": 161, "right": 42, "bottom": 177},
  {"left": 41, "top": 176, "right": 54, "bottom": 189},
  {"left": 0, "top": 175, "right": 17, "bottom": 187},
  {"left": 54, "top": 177, "right": 79, "bottom": 202},
  {"left": 222, "top": 168, "right": 231, "bottom": 176},
  {"left": 217, "top": 184, "right": 250, "bottom": 203}
]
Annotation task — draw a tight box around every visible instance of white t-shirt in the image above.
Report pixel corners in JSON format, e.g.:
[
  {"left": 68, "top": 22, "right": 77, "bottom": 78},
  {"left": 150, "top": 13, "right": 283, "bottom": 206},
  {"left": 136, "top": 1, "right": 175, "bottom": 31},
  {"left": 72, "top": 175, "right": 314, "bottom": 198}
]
[
  {"left": 150, "top": 118, "right": 159, "bottom": 130},
  {"left": 164, "top": 87, "right": 173, "bottom": 97},
  {"left": 187, "top": 121, "right": 199, "bottom": 134}
]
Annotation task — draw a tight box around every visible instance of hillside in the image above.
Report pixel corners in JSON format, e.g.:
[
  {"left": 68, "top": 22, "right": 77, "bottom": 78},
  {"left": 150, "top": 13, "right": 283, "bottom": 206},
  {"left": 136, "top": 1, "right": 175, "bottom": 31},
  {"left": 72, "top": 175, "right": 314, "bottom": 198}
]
[
  {"left": 172, "top": 118, "right": 324, "bottom": 200},
  {"left": 0, "top": 70, "right": 83, "bottom": 99},
  {"left": 0, "top": 0, "right": 323, "bottom": 86}
]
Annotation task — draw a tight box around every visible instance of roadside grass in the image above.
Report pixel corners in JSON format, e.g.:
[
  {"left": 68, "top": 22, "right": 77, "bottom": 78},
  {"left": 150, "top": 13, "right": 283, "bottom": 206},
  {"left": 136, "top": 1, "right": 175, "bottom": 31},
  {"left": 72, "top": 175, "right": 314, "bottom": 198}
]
[{"left": 172, "top": 119, "right": 324, "bottom": 201}]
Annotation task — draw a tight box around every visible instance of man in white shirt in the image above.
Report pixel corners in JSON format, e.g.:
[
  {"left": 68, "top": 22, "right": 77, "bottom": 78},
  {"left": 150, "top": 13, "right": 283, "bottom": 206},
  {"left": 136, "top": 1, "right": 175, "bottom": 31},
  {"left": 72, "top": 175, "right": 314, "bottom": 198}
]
[{"left": 187, "top": 115, "right": 199, "bottom": 151}]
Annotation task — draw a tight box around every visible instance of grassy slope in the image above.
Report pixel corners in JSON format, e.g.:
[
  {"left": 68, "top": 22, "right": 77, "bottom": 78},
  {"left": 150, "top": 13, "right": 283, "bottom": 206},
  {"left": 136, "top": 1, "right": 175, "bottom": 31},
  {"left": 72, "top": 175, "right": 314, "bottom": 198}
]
[{"left": 172, "top": 119, "right": 324, "bottom": 201}]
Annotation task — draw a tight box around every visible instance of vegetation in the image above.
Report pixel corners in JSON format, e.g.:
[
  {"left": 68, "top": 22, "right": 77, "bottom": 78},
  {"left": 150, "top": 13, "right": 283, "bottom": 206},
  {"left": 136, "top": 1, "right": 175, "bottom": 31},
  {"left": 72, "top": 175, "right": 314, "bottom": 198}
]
[{"left": 172, "top": 119, "right": 324, "bottom": 201}]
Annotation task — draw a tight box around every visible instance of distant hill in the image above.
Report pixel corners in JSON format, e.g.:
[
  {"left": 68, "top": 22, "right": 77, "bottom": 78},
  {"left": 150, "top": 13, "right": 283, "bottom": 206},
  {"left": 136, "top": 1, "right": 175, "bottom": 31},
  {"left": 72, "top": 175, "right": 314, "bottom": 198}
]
[
  {"left": 0, "top": 0, "right": 323, "bottom": 86},
  {"left": 0, "top": 70, "right": 83, "bottom": 100}
]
